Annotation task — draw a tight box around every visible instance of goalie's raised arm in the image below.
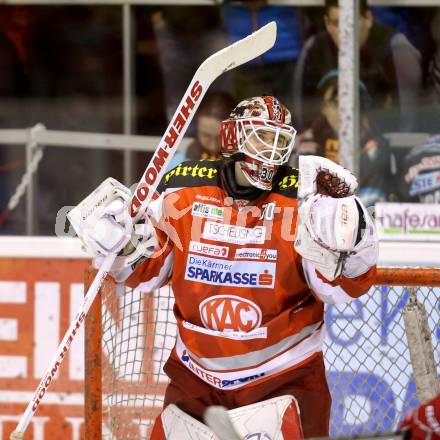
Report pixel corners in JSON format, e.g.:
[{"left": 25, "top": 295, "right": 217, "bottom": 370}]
[
  {"left": 68, "top": 177, "right": 158, "bottom": 279},
  {"left": 295, "top": 155, "right": 378, "bottom": 288}
]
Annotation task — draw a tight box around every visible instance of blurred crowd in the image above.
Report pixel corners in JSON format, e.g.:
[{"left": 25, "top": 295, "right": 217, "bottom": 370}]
[{"left": 1, "top": 0, "right": 440, "bottom": 235}]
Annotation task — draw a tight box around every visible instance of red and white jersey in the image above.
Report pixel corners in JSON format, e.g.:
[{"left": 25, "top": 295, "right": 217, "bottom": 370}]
[{"left": 124, "top": 159, "right": 376, "bottom": 390}]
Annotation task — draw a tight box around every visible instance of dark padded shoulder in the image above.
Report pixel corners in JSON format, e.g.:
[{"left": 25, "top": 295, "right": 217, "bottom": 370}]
[
  {"left": 157, "top": 159, "right": 222, "bottom": 192},
  {"left": 272, "top": 166, "right": 299, "bottom": 198}
]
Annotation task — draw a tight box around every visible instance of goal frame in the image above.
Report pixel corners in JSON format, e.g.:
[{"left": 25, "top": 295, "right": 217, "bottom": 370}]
[{"left": 84, "top": 266, "right": 440, "bottom": 439}]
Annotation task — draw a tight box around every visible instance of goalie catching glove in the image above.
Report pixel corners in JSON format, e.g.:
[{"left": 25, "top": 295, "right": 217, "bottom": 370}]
[
  {"left": 294, "top": 156, "right": 378, "bottom": 281},
  {"left": 68, "top": 177, "right": 157, "bottom": 272}
]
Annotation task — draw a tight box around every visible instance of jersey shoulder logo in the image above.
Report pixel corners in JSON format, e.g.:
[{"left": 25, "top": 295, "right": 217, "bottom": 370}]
[{"left": 273, "top": 166, "right": 299, "bottom": 198}]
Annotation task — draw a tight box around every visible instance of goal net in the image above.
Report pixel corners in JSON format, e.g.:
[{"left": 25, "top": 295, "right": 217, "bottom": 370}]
[{"left": 84, "top": 267, "right": 440, "bottom": 439}]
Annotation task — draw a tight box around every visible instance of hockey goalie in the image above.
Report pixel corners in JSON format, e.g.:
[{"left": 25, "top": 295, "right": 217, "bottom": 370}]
[{"left": 71, "top": 96, "right": 379, "bottom": 439}]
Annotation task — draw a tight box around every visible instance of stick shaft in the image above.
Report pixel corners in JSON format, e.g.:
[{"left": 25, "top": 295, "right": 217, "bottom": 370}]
[{"left": 14, "top": 253, "right": 116, "bottom": 433}]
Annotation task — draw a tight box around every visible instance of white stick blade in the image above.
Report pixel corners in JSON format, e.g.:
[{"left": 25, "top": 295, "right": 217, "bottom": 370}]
[{"left": 198, "top": 21, "right": 277, "bottom": 83}]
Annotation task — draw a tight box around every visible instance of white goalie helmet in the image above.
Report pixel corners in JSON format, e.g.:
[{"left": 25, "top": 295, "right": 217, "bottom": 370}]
[{"left": 221, "top": 96, "right": 297, "bottom": 190}]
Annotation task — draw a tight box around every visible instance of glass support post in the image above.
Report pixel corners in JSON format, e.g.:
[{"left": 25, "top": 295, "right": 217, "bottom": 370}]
[
  {"left": 123, "top": 4, "right": 135, "bottom": 186},
  {"left": 338, "top": 0, "right": 360, "bottom": 177}
]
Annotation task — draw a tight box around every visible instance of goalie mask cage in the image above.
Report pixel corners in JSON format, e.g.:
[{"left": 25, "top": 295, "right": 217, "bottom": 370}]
[{"left": 84, "top": 267, "right": 440, "bottom": 439}]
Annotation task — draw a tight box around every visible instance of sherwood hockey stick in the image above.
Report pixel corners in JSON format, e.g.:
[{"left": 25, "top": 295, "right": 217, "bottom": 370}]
[{"left": 10, "top": 22, "right": 277, "bottom": 439}]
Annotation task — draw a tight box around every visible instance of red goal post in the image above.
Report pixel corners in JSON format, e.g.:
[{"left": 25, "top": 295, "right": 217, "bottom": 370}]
[{"left": 84, "top": 267, "right": 440, "bottom": 439}]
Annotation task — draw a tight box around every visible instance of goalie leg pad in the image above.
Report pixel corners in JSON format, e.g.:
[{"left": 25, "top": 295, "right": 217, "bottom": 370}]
[
  {"left": 151, "top": 404, "right": 217, "bottom": 440},
  {"left": 228, "top": 395, "right": 304, "bottom": 440},
  {"left": 151, "top": 396, "right": 303, "bottom": 440}
]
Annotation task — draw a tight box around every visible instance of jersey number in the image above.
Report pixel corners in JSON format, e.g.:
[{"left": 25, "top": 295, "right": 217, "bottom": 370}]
[{"left": 260, "top": 202, "right": 276, "bottom": 221}]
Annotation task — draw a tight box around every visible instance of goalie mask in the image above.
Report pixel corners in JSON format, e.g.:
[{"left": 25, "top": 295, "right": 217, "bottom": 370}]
[{"left": 221, "top": 96, "right": 297, "bottom": 190}]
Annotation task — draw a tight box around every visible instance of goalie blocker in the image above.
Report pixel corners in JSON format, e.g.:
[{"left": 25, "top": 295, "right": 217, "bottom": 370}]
[{"left": 68, "top": 177, "right": 158, "bottom": 279}]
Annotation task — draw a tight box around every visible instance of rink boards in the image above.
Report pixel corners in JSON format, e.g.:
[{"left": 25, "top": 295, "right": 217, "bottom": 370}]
[{"left": 0, "top": 237, "right": 438, "bottom": 440}]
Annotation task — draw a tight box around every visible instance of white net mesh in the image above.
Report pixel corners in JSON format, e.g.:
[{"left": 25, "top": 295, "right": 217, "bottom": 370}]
[
  {"left": 95, "top": 282, "right": 439, "bottom": 439},
  {"left": 99, "top": 285, "right": 176, "bottom": 439},
  {"left": 324, "top": 285, "right": 439, "bottom": 436}
]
